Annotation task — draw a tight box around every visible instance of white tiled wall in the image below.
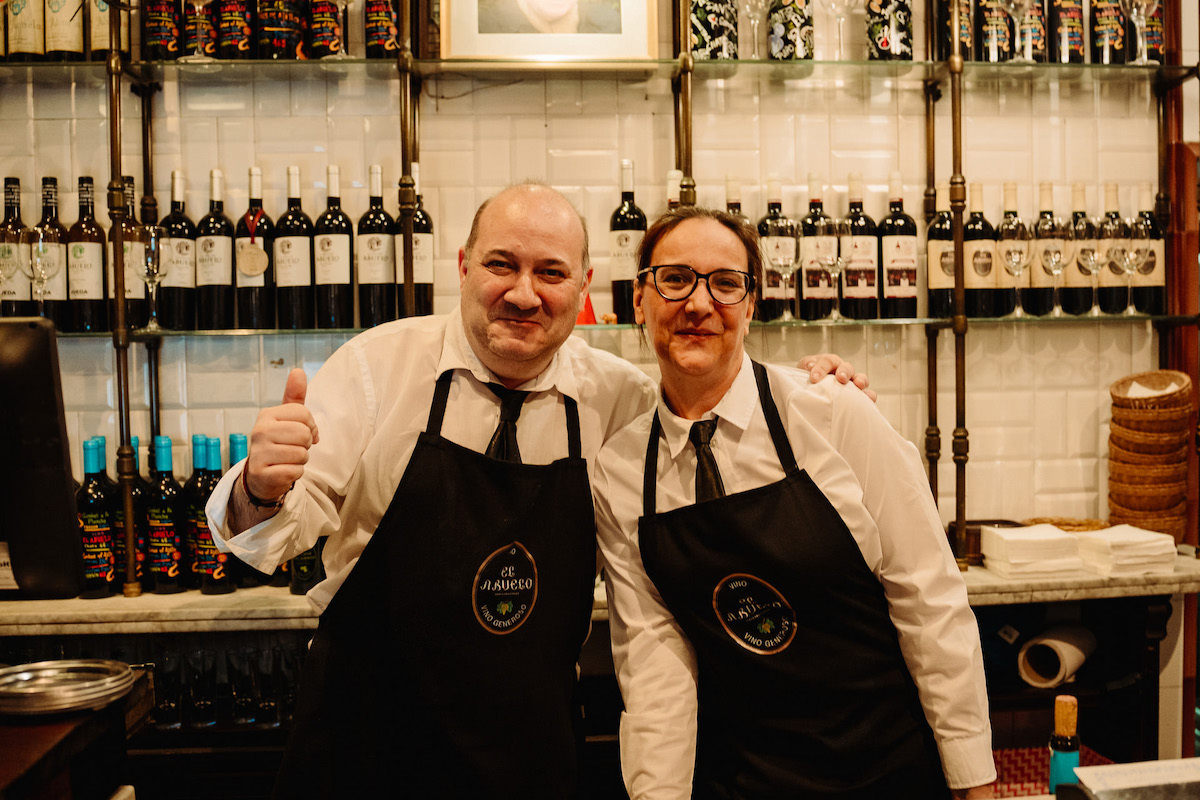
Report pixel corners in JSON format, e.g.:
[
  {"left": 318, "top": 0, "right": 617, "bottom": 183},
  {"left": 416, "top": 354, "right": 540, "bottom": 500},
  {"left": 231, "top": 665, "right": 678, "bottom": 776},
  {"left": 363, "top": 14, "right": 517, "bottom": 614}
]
[{"left": 4, "top": 2, "right": 1187, "bottom": 524}]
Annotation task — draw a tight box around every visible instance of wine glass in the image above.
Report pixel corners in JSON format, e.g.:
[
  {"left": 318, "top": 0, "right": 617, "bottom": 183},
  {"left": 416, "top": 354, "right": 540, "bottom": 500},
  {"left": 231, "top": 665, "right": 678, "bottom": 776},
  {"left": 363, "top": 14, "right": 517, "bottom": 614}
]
[
  {"left": 1033, "top": 215, "right": 1075, "bottom": 318},
  {"left": 741, "top": 0, "right": 771, "bottom": 59},
  {"left": 761, "top": 226, "right": 798, "bottom": 321},
  {"left": 18, "top": 227, "right": 61, "bottom": 317},
  {"left": 135, "top": 225, "right": 169, "bottom": 333},
  {"left": 1119, "top": 0, "right": 1160, "bottom": 65},
  {"left": 819, "top": 0, "right": 854, "bottom": 60},
  {"left": 179, "top": 0, "right": 214, "bottom": 63},
  {"left": 996, "top": 0, "right": 1034, "bottom": 64},
  {"left": 812, "top": 216, "right": 851, "bottom": 321},
  {"left": 1098, "top": 216, "right": 1149, "bottom": 316},
  {"left": 996, "top": 215, "right": 1033, "bottom": 318},
  {"left": 1072, "top": 215, "right": 1103, "bottom": 317}
]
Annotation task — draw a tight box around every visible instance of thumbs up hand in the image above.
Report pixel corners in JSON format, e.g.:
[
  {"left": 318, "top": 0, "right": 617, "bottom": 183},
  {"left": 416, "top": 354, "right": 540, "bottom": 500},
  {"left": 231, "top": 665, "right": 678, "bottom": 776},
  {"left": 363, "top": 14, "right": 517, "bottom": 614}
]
[{"left": 243, "top": 368, "right": 321, "bottom": 507}]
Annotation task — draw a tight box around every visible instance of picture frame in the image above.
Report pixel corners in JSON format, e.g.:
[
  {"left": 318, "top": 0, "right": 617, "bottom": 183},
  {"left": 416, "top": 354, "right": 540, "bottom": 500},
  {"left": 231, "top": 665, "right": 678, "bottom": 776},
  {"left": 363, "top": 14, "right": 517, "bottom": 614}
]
[{"left": 439, "top": 0, "right": 658, "bottom": 62}]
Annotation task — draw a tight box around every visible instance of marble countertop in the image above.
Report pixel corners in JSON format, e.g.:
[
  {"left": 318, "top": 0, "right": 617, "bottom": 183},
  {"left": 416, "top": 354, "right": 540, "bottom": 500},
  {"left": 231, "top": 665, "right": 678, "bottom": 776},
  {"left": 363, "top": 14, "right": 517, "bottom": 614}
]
[{"left": 4, "top": 557, "right": 1200, "bottom": 635}]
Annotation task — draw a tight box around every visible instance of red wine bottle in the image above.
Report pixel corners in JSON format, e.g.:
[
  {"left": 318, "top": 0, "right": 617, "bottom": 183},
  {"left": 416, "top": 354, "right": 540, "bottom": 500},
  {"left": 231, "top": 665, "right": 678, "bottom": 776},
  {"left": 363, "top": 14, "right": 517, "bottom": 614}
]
[
  {"left": 276, "top": 165, "right": 315, "bottom": 329},
  {"left": 1023, "top": 182, "right": 1055, "bottom": 316},
  {"left": 1089, "top": 0, "right": 1127, "bottom": 65},
  {"left": 799, "top": 175, "right": 835, "bottom": 321},
  {"left": 993, "top": 182, "right": 1021, "bottom": 316},
  {"left": 110, "top": 176, "right": 149, "bottom": 329},
  {"left": 6, "top": 0, "right": 46, "bottom": 62},
  {"left": 200, "top": 435, "right": 234, "bottom": 593},
  {"left": 963, "top": 182, "right": 995, "bottom": 318},
  {"left": 257, "top": 0, "right": 306, "bottom": 59},
  {"left": 0, "top": 178, "right": 35, "bottom": 317},
  {"left": 755, "top": 176, "right": 793, "bottom": 322},
  {"left": 609, "top": 158, "right": 646, "bottom": 325},
  {"left": 141, "top": 0, "right": 183, "bottom": 60},
  {"left": 147, "top": 435, "right": 185, "bottom": 594},
  {"left": 308, "top": 0, "right": 345, "bottom": 58},
  {"left": 975, "top": 0, "right": 1013, "bottom": 62},
  {"left": 77, "top": 439, "right": 116, "bottom": 598},
  {"left": 842, "top": 173, "right": 879, "bottom": 319},
  {"left": 1133, "top": 182, "right": 1164, "bottom": 315},
  {"left": 363, "top": 0, "right": 397, "bottom": 58},
  {"left": 1049, "top": 0, "right": 1085, "bottom": 64},
  {"left": 159, "top": 169, "right": 197, "bottom": 330},
  {"left": 935, "top": 0, "right": 974, "bottom": 61},
  {"left": 396, "top": 162, "right": 434, "bottom": 317},
  {"left": 926, "top": 181, "right": 954, "bottom": 319},
  {"left": 1061, "top": 183, "right": 1095, "bottom": 315},
  {"left": 180, "top": 434, "right": 208, "bottom": 590},
  {"left": 196, "top": 169, "right": 235, "bottom": 329},
  {"left": 235, "top": 166, "right": 275, "bottom": 329},
  {"left": 46, "top": 0, "right": 86, "bottom": 61},
  {"left": 879, "top": 172, "right": 918, "bottom": 319},
  {"left": 35, "top": 178, "right": 71, "bottom": 330},
  {"left": 314, "top": 164, "right": 354, "bottom": 327},
  {"left": 357, "top": 164, "right": 396, "bottom": 328},
  {"left": 214, "top": 0, "right": 254, "bottom": 58},
  {"left": 68, "top": 176, "right": 109, "bottom": 333}
]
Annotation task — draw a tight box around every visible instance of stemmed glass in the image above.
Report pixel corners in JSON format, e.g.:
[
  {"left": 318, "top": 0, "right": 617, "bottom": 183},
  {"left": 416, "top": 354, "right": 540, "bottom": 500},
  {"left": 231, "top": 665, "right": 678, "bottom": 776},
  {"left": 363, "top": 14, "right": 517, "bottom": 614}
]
[
  {"left": 18, "top": 227, "right": 61, "bottom": 317},
  {"left": 179, "top": 0, "right": 214, "bottom": 63},
  {"left": 813, "top": 216, "right": 851, "bottom": 321},
  {"left": 761, "top": 227, "right": 798, "bottom": 321},
  {"left": 1033, "top": 215, "right": 1075, "bottom": 318},
  {"left": 997, "top": 0, "right": 1034, "bottom": 64},
  {"left": 819, "top": 0, "right": 854, "bottom": 60},
  {"left": 135, "top": 225, "right": 169, "bottom": 334},
  {"left": 1099, "top": 215, "right": 1150, "bottom": 316},
  {"left": 996, "top": 215, "right": 1033, "bottom": 318},
  {"left": 1119, "top": 0, "right": 1160, "bottom": 65},
  {"left": 1073, "top": 215, "right": 1103, "bottom": 317},
  {"left": 741, "top": 0, "right": 771, "bottom": 59}
]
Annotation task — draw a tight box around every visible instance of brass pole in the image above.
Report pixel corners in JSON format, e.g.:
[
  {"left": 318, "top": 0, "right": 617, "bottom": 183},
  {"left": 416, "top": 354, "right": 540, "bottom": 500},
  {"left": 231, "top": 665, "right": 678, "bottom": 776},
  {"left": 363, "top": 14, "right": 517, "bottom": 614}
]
[
  {"left": 924, "top": 323, "right": 942, "bottom": 499},
  {"left": 397, "top": 0, "right": 416, "bottom": 318},
  {"left": 948, "top": 1, "right": 969, "bottom": 571},
  {"left": 921, "top": 0, "right": 938, "bottom": 222},
  {"left": 675, "top": 0, "right": 695, "bottom": 206}
]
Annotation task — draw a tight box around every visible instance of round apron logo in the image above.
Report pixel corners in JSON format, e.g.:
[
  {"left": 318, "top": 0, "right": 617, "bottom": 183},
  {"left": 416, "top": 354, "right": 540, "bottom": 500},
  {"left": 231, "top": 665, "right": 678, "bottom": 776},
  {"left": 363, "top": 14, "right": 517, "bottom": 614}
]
[
  {"left": 712, "top": 573, "right": 796, "bottom": 655},
  {"left": 472, "top": 541, "right": 538, "bottom": 635}
]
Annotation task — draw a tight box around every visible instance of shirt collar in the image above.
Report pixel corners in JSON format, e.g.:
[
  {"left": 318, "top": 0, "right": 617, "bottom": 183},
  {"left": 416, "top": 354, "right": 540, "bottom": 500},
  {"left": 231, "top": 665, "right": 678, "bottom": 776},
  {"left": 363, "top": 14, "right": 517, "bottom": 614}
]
[
  {"left": 655, "top": 352, "right": 758, "bottom": 460},
  {"left": 437, "top": 305, "right": 583, "bottom": 400}
]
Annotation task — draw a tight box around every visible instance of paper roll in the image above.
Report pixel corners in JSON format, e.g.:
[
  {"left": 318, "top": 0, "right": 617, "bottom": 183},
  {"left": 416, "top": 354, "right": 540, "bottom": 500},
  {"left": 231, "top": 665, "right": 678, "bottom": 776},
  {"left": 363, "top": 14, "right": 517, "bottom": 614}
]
[{"left": 1017, "top": 625, "right": 1098, "bottom": 689}]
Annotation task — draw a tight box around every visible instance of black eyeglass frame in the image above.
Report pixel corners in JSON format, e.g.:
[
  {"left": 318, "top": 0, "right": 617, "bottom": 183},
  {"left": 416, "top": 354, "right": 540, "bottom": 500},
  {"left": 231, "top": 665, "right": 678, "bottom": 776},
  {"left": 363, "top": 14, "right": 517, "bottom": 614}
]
[{"left": 637, "top": 264, "right": 757, "bottom": 306}]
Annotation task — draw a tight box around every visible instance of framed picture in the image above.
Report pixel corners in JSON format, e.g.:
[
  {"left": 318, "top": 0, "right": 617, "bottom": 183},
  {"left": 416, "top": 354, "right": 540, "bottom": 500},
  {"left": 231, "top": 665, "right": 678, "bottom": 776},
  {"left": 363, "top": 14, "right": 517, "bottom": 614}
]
[{"left": 440, "top": 0, "right": 658, "bottom": 61}]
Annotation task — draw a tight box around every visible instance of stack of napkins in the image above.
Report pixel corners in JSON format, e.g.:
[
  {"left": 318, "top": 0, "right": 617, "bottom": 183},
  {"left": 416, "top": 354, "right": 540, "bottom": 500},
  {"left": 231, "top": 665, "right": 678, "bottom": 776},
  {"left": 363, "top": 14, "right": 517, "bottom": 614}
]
[
  {"left": 1075, "top": 524, "right": 1177, "bottom": 577},
  {"left": 981, "top": 524, "right": 1083, "bottom": 578}
]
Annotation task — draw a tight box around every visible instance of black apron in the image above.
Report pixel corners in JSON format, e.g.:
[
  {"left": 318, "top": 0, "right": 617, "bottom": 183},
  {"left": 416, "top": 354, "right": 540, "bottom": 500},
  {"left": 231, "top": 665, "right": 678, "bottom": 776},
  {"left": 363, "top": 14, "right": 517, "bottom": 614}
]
[
  {"left": 638, "top": 361, "right": 949, "bottom": 800},
  {"left": 274, "top": 371, "right": 597, "bottom": 799}
]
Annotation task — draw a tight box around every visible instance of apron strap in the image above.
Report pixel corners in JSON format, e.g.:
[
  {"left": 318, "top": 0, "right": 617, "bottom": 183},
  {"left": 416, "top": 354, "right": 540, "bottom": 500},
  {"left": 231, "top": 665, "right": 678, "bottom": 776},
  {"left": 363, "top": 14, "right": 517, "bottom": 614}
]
[
  {"left": 564, "top": 395, "right": 582, "bottom": 460},
  {"left": 752, "top": 360, "right": 799, "bottom": 477},
  {"left": 642, "top": 413, "right": 663, "bottom": 519}
]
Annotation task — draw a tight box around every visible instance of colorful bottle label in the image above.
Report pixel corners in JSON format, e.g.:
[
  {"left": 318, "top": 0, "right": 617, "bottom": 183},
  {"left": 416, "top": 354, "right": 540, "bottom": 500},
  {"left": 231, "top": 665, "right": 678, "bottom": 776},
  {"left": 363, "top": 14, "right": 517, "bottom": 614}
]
[
  {"left": 143, "top": 0, "right": 182, "bottom": 56},
  {"left": 692, "top": 0, "right": 738, "bottom": 59},
  {"left": 865, "top": 0, "right": 912, "bottom": 60},
  {"left": 215, "top": 0, "right": 254, "bottom": 54},
  {"left": 258, "top": 0, "right": 307, "bottom": 59},
  {"left": 363, "top": 0, "right": 398, "bottom": 54},
  {"left": 1051, "top": 0, "right": 1085, "bottom": 63},
  {"left": 147, "top": 507, "right": 181, "bottom": 578},
  {"left": 1090, "top": 1, "right": 1126, "bottom": 64},
  {"left": 767, "top": 0, "right": 811, "bottom": 60},
  {"left": 79, "top": 511, "right": 115, "bottom": 584},
  {"left": 309, "top": 0, "right": 344, "bottom": 56}
]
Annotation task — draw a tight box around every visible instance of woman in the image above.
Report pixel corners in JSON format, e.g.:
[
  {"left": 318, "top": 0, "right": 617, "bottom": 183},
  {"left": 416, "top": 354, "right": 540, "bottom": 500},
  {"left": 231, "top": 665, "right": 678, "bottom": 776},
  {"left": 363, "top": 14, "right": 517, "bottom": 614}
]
[{"left": 594, "top": 206, "right": 996, "bottom": 799}]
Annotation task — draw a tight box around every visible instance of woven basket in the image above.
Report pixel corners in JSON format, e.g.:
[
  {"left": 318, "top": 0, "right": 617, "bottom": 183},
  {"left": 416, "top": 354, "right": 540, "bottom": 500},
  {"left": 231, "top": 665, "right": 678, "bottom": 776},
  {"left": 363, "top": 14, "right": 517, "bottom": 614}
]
[
  {"left": 1109, "top": 423, "right": 1191, "bottom": 455},
  {"left": 1108, "top": 479, "right": 1187, "bottom": 511},
  {"left": 1110, "top": 370, "right": 1193, "bottom": 410},
  {"left": 1108, "top": 495, "right": 1188, "bottom": 519},
  {"left": 1108, "top": 510, "right": 1189, "bottom": 543},
  {"left": 1107, "top": 459, "right": 1189, "bottom": 486},
  {"left": 1109, "top": 440, "right": 1190, "bottom": 465},
  {"left": 1110, "top": 404, "right": 1193, "bottom": 434}
]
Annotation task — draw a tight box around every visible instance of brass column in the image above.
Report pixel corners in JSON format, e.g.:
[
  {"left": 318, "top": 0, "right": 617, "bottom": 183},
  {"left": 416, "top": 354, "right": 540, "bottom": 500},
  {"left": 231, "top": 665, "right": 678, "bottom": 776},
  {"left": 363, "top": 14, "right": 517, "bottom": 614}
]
[
  {"left": 948, "top": 2, "right": 969, "bottom": 570},
  {"left": 674, "top": 0, "right": 695, "bottom": 206},
  {"left": 397, "top": 0, "right": 417, "bottom": 317}
]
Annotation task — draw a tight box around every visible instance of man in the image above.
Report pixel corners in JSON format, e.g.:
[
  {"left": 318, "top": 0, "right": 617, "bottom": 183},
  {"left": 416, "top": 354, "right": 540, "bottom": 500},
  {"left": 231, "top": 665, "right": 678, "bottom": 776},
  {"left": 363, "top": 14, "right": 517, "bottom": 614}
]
[{"left": 207, "top": 183, "right": 866, "bottom": 798}]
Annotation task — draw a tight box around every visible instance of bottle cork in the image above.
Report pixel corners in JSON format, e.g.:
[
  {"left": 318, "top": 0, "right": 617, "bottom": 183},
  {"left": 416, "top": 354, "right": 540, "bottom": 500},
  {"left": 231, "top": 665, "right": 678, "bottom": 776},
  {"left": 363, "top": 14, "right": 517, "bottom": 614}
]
[{"left": 1054, "top": 694, "right": 1078, "bottom": 738}]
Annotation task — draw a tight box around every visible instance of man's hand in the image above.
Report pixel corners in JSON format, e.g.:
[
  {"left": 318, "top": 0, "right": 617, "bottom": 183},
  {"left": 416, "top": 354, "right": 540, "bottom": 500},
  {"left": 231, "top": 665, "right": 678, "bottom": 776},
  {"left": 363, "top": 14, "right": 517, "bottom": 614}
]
[
  {"left": 798, "top": 353, "right": 877, "bottom": 403},
  {"left": 238, "top": 368, "right": 320, "bottom": 515}
]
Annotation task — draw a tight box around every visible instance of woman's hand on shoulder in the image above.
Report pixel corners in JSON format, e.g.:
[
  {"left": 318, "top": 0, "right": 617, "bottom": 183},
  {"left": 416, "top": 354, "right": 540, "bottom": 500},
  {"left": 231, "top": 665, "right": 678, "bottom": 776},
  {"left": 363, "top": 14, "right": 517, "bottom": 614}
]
[{"left": 797, "top": 353, "right": 877, "bottom": 403}]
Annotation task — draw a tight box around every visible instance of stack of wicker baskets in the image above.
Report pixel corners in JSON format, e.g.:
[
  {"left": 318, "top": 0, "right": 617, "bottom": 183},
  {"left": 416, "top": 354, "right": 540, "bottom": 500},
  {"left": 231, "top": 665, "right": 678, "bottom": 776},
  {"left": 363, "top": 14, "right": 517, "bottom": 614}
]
[{"left": 1108, "top": 370, "right": 1193, "bottom": 542}]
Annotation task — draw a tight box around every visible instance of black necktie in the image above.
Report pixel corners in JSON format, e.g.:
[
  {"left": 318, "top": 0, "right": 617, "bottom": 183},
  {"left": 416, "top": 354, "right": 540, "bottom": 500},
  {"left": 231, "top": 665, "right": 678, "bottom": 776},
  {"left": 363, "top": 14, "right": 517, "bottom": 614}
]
[
  {"left": 485, "top": 383, "right": 529, "bottom": 463},
  {"left": 689, "top": 419, "right": 725, "bottom": 502}
]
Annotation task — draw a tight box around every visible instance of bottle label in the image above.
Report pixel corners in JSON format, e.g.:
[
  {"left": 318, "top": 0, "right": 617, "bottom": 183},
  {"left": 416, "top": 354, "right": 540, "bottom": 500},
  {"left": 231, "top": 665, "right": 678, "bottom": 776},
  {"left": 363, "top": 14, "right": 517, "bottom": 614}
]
[
  {"left": 314, "top": 233, "right": 352, "bottom": 285},
  {"left": 111, "top": 240, "right": 148, "bottom": 299},
  {"left": 162, "top": 238, "right": 196, "bottom": 288},
  {"left": 68, "top": 241, "right": 105, "bottom": 299},
  {"left": 1029, "top": 242, "right": 1057, "bottom": 289},
  {"left": 977, "top": 0, "right": 1013, "bottom": 62},
  {"left": 258, "top": 0, "right": 306, "bottom": 58},
  {"left": 691, "top": 0, "right": 738, "bottom": 59},
  {"left": 356, "top": 232, "right": 395, "bottom": 284},
  {"left": 843, "top": 234, "right": 878, "bottom": 299},
  {"left": 609, "top": 229, "right": 643, "bottom": 283},
  {"left": 236, "top": 237, "right": 269, "bottom": 286},
  {"left": 142, "top": 0, "right": 181, "bottom": 55},
  {"left": 1134, "top": 240, "right": 1165, "bottom": 288},
  {"left": 89, "top": 0, "right": 123, "bottom": 52},
  {"left": 37, "top": 243, "right": 69, "bottom": 301},
  {"left": 7, "top": 0, "right": 47, "bottom": 55},
  {"left": 964, "top": 240, "right": 994, "bottom": 290},
  {"left": 214, "top": 0, "right": 253, "bottom": 53},
  {"left": 865, "top": 0, "right": 913, "bottom": 60},
  {"left": 79, "top": 510, "right": 114, "bottom": 583},
  {"left": 363, "top": 0, "right": 398, "bottom": 53},
  {"left": 196, "top": 235, "right": 233, "bottom": 286},
  {"left": 147, "top": 507, "right": 181, "bottom": 578},
  {"left": 799, "top": 236, "right": 837, "bottom": 300},
  {"left": 926, "top": 239, "right": 955, "bottom": 290},
  {"left": 1052, "top": 0, "right": 1085, "bottom": 63},
  {"left": 937, "top": 0, "right": 973, "bottom": 59},
  {"left": 185, "top": 1, "right": 217, "bottom": 56},
  {"left": 759, "top": 236, "right": 795, "bottom": 301},
  {"left": 0, "top": 242, "right": 32, "bottom": 300},
  {"left": 395, "top": 232, "right": 434, "bottom": 284},
  {"left": 45, "top": 0, "right": 85, "bottom": 53},
  {"left": 881, "top": 235, "right": 918, "bottom": 299},
  {"left": 309, "top": 0, "right": 344, "bottom": 55},
  {"left": 274, "top": 236, "right": 312, "bottom": 287},
  {"left": 1090, "top": 1, "right": 1127, "bottom": 63},
  {"left": 767, "top": 3, "right": 811, "bottom": 60},
  {"left": 1018, "top": 3, "right": 1048, "bottom": 61}
]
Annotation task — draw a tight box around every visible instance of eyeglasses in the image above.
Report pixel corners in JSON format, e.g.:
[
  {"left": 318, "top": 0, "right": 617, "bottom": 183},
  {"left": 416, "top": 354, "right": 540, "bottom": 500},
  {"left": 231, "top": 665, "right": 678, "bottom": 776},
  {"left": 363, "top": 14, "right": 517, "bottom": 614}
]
[{"left": 638, "top": 264, "right": 755, "bottom": 305}]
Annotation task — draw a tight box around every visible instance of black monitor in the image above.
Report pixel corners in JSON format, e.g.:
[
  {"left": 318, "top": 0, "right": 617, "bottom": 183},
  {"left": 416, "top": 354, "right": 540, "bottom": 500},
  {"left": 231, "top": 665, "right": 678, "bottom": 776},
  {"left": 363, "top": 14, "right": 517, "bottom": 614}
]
[{"left": 0, "top": 317, "right": 83, "bottom": 599}]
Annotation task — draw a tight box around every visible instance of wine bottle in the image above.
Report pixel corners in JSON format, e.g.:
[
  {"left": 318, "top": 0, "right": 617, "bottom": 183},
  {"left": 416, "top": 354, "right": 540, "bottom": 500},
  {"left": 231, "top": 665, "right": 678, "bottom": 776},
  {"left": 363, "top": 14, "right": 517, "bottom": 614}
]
[
  {"left": 46, "top": 0, "right": 86, "bottom": 61},
  {"left": 799, "top": 175, "right": 836, "bottom": 321},
  {"left": 766, "top": 0, "right": 810, "bottom": 60},
  {"left": 235, "top": 166, "right": 275, "bottom": 329},
  {"left": 184, "top": 0, "right": 217, "bottom": 57},
  {"left": 196, "top": 169, "right": 236, "bottom": 329},
  {"left": 842, "top": 174, "right": 879, "bottom": 319},
  {"left": 87, "top": 0, "right": 131, "bottom": 61},
  {"left": 1133, "top": 182, "right": 1164, "bottom": 316},
  {"left": 68, "top": 176, "right": 109, "bottom": 333},
  {"left": 975, "top": 0, "right": 1013, "bottom": 62},
  {"left": 609, "top": 158, "right": 647, "bottom": 325},
  {"left": 963, "top": 183, "right": 995, "bottom": 318},
  {"left": 724, "top": 175, "right": 749, "bottom": 224},
  {"left": 935, "top": 0, "right": 974, "bottom": 61},
  {"left": 363, "top": 0, "right": 397, "bottom": 58},
  {"left": 181, "top": 434, "right": 207, "bottom": 590},
  {"left": 35, "top": 178, "right": 71, "bottom": 330},
  {"left": 200, "top": 435, "right": 234, "bottom": 593},
  {"left": 141, "top": 0, "right": 182, "bottom": 60},
  {"left": 308, "top": 0, "right": 345, "bottom": 59},
  {"left": 691, "top": 0, "right": 737, "bottom": 59},
  {"left": 110, "top": 176, "right": 148, "bottom": 329},
  {"left": 1060, "top": 183, "right": 1093, "bottom": 315},
  {"left": 158, "top": 170, "right": 197, "bottom": 330},
  {"left": 665, "top": 169, "right": 682, "bottom": 212},
  {"left": 396, "top": 162, "right": 435, "bottom": 317},
  {"left": 289, "top": 537, "right": 326, "bottom": 595},
  {"left": 1089, "top": 0, "right": 1127, "bottom": 65},
  {"left": 109, "top": 434, "right": 151, "bottom": 588},
  {"left": 1096, "top": 183, "right": 1126, "bottom": 314},
  {"left": 755, "top": 176, "right": 794, "bottom": 322},
  {"left": 146, "top": 435, "right": 184, "bottom": 594},
  {"left": 926, "top": 182, "right": 954, "bottom": 319},
  {"left": 1048, "top": 695, "right": 1080, "bottom": 792},
  {"left": 357, "top": 164, "right": 396, "bottom": 328},
  {"left": 77, "top": 439, "right": 116, "bottom": 598},
  {"left": 6, "top": 0, "right": 46, "bottom": 61},
  {"left": 866, "top": 0, "right": 912, "bottom": 61},
  {"left": 878, "top": 172, "right": 918, "bottom": 319},
  {"left": 214, "top": 0, "right": 254, "bottom": 58},
  {"left": 1023, "top": 182, "right": 1056, "bottom": 316},
  {"left": 1016, "top": 0, "right": 1049, "bottom": 63},
  {"left": 276, "top": 165, "right": 315, "bottom": 329},
  {"left": 1049, "top": 0, "right": 1084, "bottom": 64},
  {"left": 993, "top": 182, "right": 1021, "bottom": 316},
  {"left": 314, "top": 164, "right": 354, "bottom": 328},
  {"left": 257, "top": 0, "right": 306, "bottom": 59},
  {"left": 0, "top": 178, "right": 35, "bottom": 317}
]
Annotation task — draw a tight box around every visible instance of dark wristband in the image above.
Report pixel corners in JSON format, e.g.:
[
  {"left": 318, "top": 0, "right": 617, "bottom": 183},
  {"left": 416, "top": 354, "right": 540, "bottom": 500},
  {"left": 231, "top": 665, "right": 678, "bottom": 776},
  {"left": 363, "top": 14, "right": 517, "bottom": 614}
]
[{"left": 241, "top": 467, "right": 291, "bottom": 510}]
